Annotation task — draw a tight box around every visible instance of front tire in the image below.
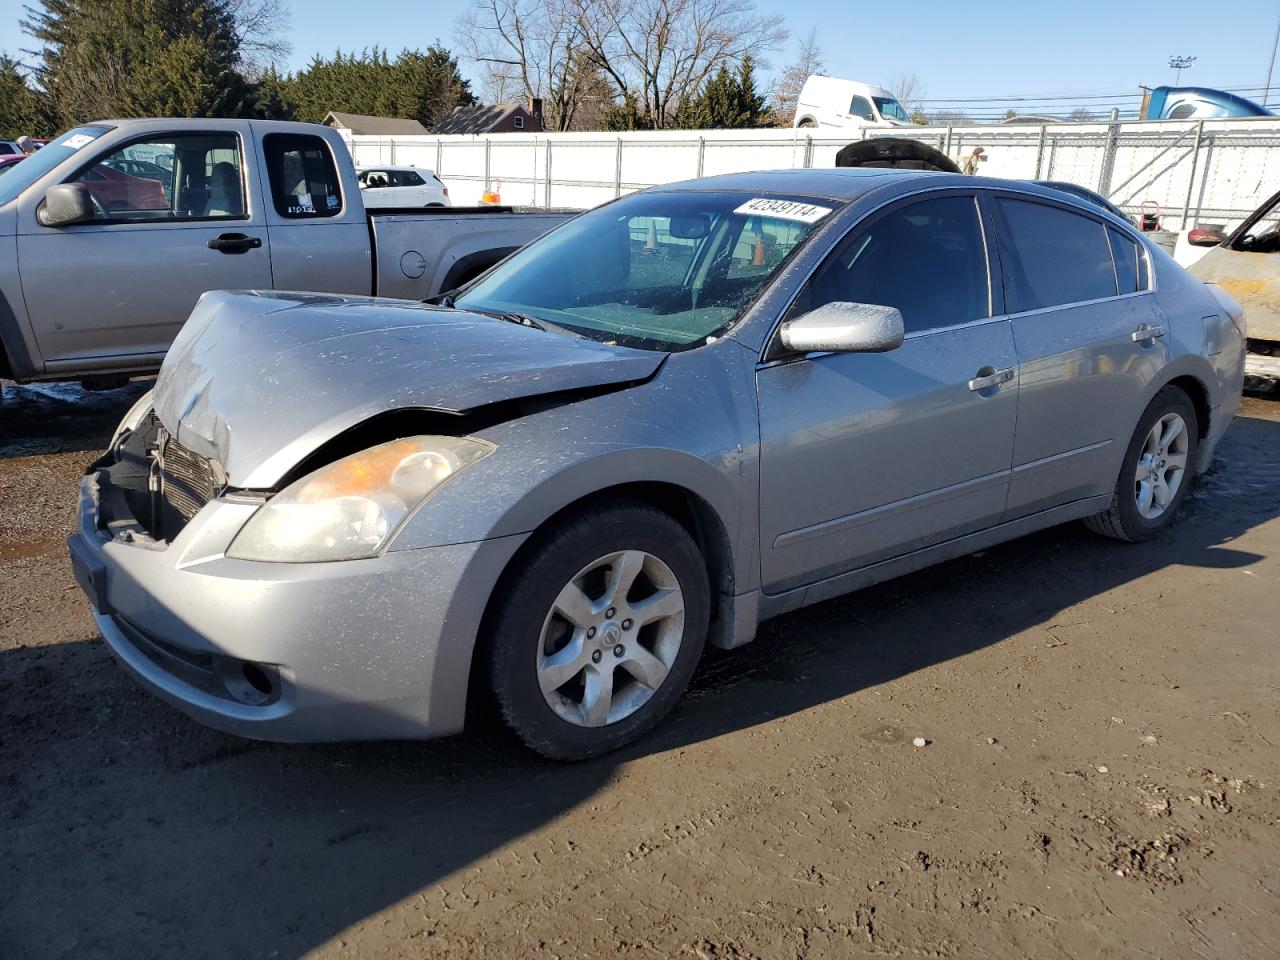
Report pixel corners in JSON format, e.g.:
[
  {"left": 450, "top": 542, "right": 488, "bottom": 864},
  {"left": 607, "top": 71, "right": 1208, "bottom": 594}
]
[
  {"left": 1084, "top": 385, "right": 1198, "bottom": 542},
  {"left": 486, "top": 501, "right": 710, "bottom": 760}
]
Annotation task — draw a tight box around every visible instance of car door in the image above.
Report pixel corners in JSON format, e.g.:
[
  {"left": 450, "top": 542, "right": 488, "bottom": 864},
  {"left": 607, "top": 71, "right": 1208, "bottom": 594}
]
[
  {"left": 989, "top": 193, "right": 1170, "bottom": 519},
  {"left": 1189, "top": 187, "right": 1280, "bottom": 344},
  {"left": 16, "top": 127, "right": 272, "bottom": 365},
  {"left": 756, "top": 191, "right": 1019, "bottom": 594},
  {"left": 361, "top": 169, "right": 393, "bottom": 208}
]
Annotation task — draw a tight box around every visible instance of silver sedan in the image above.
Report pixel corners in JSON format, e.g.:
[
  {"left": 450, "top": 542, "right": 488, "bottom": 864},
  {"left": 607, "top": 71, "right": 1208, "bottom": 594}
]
[{"left": 70, "top": 170, "right": 1245, "bottom": 759}]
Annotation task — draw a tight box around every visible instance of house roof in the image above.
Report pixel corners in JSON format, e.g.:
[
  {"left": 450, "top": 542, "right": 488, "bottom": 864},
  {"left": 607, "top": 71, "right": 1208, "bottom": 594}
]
[
  {"left": 432, "top": 103, "right": 533, "bottom": 135},
  {"left": 323, "top": 112, "right": 430, "bottom": 135}
]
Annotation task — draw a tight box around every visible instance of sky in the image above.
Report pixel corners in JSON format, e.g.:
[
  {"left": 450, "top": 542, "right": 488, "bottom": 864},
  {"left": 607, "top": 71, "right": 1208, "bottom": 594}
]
[{"left": 3, "top": 0, "right": 1279, "bottom": 111}]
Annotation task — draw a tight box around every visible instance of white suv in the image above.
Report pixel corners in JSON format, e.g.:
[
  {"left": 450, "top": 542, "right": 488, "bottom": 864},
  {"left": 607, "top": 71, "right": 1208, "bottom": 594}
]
[{"left": 356, "top": 165, "right": 450, "bottom": 208}]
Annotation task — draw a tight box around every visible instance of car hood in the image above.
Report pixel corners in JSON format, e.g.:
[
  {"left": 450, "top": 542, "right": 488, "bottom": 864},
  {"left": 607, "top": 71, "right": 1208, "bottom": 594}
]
[{"left": 153, "top": 291, "right": 665, "bottom": 488}]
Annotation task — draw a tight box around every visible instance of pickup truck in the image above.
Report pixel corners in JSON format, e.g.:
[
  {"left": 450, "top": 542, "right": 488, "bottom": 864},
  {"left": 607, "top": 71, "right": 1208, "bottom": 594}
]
[{"left": 0, "top": 118, "right": 576, "bottom": 385}]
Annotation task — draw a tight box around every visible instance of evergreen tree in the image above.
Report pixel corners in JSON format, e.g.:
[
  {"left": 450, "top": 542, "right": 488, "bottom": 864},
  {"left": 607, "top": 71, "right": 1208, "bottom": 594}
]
[
  {"left": 0, "top": 55, "right": 51, "bottom": 138},
  {"left": 23, "top": 0, "right": 254, "bottom": 125},
  {"left": 671, "top": 57, "right": 770, "bottom": 130}
]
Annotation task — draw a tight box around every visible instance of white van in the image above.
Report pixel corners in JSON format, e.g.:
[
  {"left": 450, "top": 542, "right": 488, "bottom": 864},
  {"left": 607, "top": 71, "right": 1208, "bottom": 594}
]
[{"left": 792, "top": 76, "right": 913, "bottom": 130}]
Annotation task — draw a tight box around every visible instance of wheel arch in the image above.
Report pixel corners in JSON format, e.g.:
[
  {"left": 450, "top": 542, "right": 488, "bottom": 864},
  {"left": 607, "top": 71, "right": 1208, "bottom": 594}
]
[{"left": 466, "top": 479, "right": 739, "bottom": 714}]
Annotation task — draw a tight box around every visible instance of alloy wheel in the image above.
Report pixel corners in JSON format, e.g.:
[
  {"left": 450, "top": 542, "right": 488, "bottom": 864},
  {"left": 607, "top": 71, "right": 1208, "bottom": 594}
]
[
  {"left": 536, "top": 549, "right": 686, "bottom": 727},
  {"left": 1134, "top": 412, "right": 1189, "bottom": 520}
]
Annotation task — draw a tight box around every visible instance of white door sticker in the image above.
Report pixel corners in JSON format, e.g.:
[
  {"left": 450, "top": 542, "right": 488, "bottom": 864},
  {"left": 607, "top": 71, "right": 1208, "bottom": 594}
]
[
  {"left": 63, "top": 134, "right": 95, "bottom": 150},
  {"left": 733, "top": 198, "right": 833, "bottom": 224}
]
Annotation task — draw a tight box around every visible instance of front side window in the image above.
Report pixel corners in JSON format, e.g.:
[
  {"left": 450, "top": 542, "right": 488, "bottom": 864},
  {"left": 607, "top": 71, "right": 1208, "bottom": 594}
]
[
  {"left": 848, "top": 96, "right": 875, "bottom": 121},
  {"left": 456, "top": 191, "right": 835, "bottom": 349},
  {"left": 789, "top": 195, "right": 990, "bottom": 335},
  {"left": 0, "top": 126, "right": 111, "bottom": 206},
  {"left": 68, "top": 134, "right": 243, "bottom": 222},
  {"left": 997, "top": 198, "right": 1117, "bottom": 311},
  {"left": 263, "top": 133, "right": 342, "bottom": 218}
]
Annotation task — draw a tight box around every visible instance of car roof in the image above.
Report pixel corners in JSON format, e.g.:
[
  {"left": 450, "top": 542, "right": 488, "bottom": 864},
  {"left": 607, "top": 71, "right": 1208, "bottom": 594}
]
[
  {"left": 654, "top": 168, "right": 946, "bottom": 201},
  {"left": 356, "top": 164, "right": 429, "bottom": 172}
]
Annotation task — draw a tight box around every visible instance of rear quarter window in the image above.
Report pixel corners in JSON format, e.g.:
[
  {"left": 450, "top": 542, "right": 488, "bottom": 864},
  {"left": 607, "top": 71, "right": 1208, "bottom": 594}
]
[
  {"left": 996, "top": 198, "right": 1118, "bottom": 312},
  {"left": 263, "top": 133, "right": 343, "bottom": 219}
]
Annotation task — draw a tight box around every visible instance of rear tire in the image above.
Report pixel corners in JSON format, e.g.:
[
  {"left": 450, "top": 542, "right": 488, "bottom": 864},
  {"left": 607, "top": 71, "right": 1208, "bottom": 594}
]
[
  {"left": 1084, "top": 385, "right": 1198, "bottom": 542},
  {"left": 486, "top": 501, "right": 710, "bottom": 760}
]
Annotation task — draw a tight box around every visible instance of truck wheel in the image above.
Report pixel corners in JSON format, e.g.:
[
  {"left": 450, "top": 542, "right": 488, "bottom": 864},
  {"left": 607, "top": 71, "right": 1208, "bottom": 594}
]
[
  {"left": 486, "top": 501, "right": 710, "bottom": 760},
  {"left": 1084, "top": 386, "right": 1198, "bottom": 542}
]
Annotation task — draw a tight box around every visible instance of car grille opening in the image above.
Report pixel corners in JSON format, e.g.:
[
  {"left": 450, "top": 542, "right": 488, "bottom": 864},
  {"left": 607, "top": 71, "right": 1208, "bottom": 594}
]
[{"left": 150, "top": 428, "right": 224, "bottom": 541}]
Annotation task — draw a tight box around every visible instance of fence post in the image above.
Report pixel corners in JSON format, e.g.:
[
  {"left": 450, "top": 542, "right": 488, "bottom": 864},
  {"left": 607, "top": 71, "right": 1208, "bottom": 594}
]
[
  {"left": 389, "top": 138, "right": 397, "bottom": 165},
  {"left": 1034, "top": 125, "right": 1047, "bottom": 179},
  {"left": 803, "top": 135, "right": 813, "bottom": 168},
  {"left": 1097, "top": 120, "right": 1121, "bottom": 195},
  {"left": 435, "top": 139, "right": 443, "bottom": 178},
  {"left": 484, "top": 138, "right": 491, "bottom": 192},
  {"left": 1181, "top": 119, "right": 1205, "bottom": 228},
  {"left": 944, "top": 126, "right": 953, "bottom": 155},
  {"left": 615, "top": 137, "right": 623, "bottom": 197},
  {"left": 544, "top": 139, "right": 553, "bottom": 208},
  {"left": 1193, "top": 133, "right": 1215, "bottom": 226},
  {"left": 697, "top": 136, "right": 705, "bottom": 177}
]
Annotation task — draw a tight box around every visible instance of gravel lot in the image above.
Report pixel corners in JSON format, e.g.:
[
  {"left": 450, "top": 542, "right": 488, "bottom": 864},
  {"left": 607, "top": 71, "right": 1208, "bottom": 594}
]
[{"left": 2, "top": 379, "right": 1278, "bottom": 960}]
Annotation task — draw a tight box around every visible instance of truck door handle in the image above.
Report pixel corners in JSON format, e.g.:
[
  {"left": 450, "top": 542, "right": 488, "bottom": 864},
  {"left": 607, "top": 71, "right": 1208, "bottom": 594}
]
[
  {"left": 1131, "top": 324, "right": 1165, "bottom": 343},
  {"left": 967, "top": 366, "right": 1015, "bottom": 392},
  {"left": 208, "top": 233, "right": 262, "bottom": 254}
]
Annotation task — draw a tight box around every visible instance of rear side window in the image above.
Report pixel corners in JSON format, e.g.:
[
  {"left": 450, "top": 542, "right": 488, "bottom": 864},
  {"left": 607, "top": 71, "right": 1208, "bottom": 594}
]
[
  {"left": 263, "top": 134, "right": 342, "bottom": 218},
  {"left": 1108, "top": 227, "right": 1146, "bottom": 295},
  {"left": 997, "top": 198, "right": 1117, "bottom": 311},
  {"left": 392, "top": 170, "right": 425, "bottom": 187},
  {"left": 792, "top": 195, "right": 990, "bottom": 335}
]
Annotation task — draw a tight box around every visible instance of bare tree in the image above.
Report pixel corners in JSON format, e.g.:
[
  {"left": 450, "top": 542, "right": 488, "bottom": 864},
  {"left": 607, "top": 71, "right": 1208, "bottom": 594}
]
[
  {"left": 457, "top": 0, "right": 595, "bottom": 131},
  {"left": 572, "top": 0, "right": 787, "bottom": 128},
  {"left": 770, "top": 27, "right": 823, "bottom": 125},
  {"left": 225, "top": 0, "right": 292, "bottom": 76},
  {"left": 1068, "top": 106, "right": 1095, "bottom": 122},
  {"left": 886, "top": 71, "right": 923, "bottom": 113}
]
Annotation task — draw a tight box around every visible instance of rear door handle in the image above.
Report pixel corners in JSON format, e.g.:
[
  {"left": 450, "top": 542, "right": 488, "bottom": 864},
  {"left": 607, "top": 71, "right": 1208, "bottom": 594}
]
[
  {"left": 968, "top": 366, "right": 1015, "bottom": 392},
  {"left": 1131, "top": 324, "right": 1165, "bottom": 343},
  {"left": 208, "top": 233, "right": 262, "bottom": 254}
]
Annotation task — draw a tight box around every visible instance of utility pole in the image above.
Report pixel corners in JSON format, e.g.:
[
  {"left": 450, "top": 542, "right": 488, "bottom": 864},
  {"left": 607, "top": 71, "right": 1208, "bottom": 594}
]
[
  {"left": 1265, "top": 17, "right": 1280, "bottom": 108},
  {"left": 1169, "top": 55, "right": 1197, "bottom": 86}
]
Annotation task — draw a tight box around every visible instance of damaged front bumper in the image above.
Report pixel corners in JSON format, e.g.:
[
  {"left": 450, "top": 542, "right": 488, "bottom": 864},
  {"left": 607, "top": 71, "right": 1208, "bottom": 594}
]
[{"left": 69, "top": 463, "right": 526, "bottom": 743}]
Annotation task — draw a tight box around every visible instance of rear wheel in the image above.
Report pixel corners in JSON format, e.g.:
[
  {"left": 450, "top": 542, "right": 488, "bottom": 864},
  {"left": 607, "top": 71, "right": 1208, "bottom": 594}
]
[
  {"left": 1084, "top": 385, "right": 1198, "bottom": 541},
  {"left": 486, "top": 501, "right": 710, "bottom": 760}
]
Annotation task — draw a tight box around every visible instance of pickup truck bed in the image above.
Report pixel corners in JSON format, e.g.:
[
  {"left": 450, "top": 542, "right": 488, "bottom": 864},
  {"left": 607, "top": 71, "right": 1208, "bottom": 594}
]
[{"left": 0, "top": 119, "right": 577, "bottom": 384}]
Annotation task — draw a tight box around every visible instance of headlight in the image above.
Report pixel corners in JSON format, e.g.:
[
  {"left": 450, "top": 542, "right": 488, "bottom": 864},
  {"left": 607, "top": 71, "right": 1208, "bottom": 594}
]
[{"left": 227, "top": 436, "right": 493, "bottom": 562}]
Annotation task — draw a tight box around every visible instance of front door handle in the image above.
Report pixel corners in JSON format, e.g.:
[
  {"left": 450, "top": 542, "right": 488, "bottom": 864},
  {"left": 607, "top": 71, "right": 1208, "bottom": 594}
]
[
  {"left": 1131, "top": 324, "right": 1165, "bottom": 343},
  {"left": 968, "top": 366, "right": 1015, "bottom": 392},
  {"left": 208, "top": 233, "right": 262, "bottom": 254}
]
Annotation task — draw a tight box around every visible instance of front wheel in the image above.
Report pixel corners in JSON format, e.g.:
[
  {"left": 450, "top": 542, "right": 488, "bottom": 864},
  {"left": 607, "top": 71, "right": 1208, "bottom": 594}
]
[
  {"left": 486, "top": 502, "right": 710, "bottom": 760},
  {"left": 1084, "top": 385, "right": 1198, "bottom": 541}
]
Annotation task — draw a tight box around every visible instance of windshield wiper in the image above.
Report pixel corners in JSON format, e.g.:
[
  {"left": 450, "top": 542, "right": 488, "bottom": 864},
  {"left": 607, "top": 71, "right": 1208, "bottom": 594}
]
[{"left": 495, "top": 311, "right": 545, "bottom": 331}]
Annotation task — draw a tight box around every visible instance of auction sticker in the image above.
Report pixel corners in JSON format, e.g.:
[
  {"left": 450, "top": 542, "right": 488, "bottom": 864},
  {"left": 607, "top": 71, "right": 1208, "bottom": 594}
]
[
  {"left": 63, "top": 134, "right": 95, "bottom": 150},
  {"left": 733, "top": 198, "right": 832, "bottom": 224}
]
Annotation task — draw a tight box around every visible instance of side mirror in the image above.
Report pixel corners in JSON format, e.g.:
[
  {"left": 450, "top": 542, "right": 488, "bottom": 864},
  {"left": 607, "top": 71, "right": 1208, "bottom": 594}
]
[
  {"left": 38, "top": 183, "right": 96, "bottom": 227},
  {"left": 779, "top": 302, "right": 905, "bottom": 354},
  {"left": 1187, "top": 226, "right": 1226, "bottom": 248}
]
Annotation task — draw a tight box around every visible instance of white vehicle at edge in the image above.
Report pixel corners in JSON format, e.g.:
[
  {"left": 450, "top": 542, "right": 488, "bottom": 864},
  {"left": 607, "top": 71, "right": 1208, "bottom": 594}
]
[
  {"left": 792, "top": 75, "right": 913, "bottom": 130},
  {"left": 356, "top": 164, "right": 451, "bottom": 208}
]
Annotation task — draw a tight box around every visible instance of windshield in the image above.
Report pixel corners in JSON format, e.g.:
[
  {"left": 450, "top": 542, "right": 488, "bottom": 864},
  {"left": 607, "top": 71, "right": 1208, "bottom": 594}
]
[
  {"left": 455, "top": 190, "right": 837, "bottom": 350},
  {"left": 0, "top": 125, "right": 112, "bottom": 206},
  {"left": 873, "top": 97, "right": 911, "bottom": 123}
]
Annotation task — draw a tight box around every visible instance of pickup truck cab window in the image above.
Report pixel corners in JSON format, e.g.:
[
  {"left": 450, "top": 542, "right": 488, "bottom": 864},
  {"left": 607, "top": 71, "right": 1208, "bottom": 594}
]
[
  {"left": 263, "top": 133, "right": 342, "bottom": 219},
  {"left": 995, "top": 197, "right": 1118, "bottom": 311},
  {"left": 68, "top": 134, "right": 245, "bottom": 222},
  {"left": 787, "top": 195, "right": 991, "bottom": 336},
  {"left": 0, "top": 125, "right": 110, "bottom": 206}
]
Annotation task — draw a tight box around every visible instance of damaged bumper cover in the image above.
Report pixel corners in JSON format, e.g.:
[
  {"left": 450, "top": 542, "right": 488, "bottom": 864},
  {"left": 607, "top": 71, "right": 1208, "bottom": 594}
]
[{"left": 69, "top": 468, "right": 527, "bottom": 742}]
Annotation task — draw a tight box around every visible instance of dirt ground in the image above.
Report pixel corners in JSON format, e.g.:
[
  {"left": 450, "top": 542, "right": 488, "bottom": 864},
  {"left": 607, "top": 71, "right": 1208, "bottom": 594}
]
[{"left": 2, "top": 379, "right": 1278, "bottom": 960}]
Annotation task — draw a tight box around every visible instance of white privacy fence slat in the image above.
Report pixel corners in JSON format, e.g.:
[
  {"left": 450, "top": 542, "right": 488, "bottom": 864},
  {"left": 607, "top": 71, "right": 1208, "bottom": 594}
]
[{"left": 341, "top": 117, "right": 1280, "bottom": 230}]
